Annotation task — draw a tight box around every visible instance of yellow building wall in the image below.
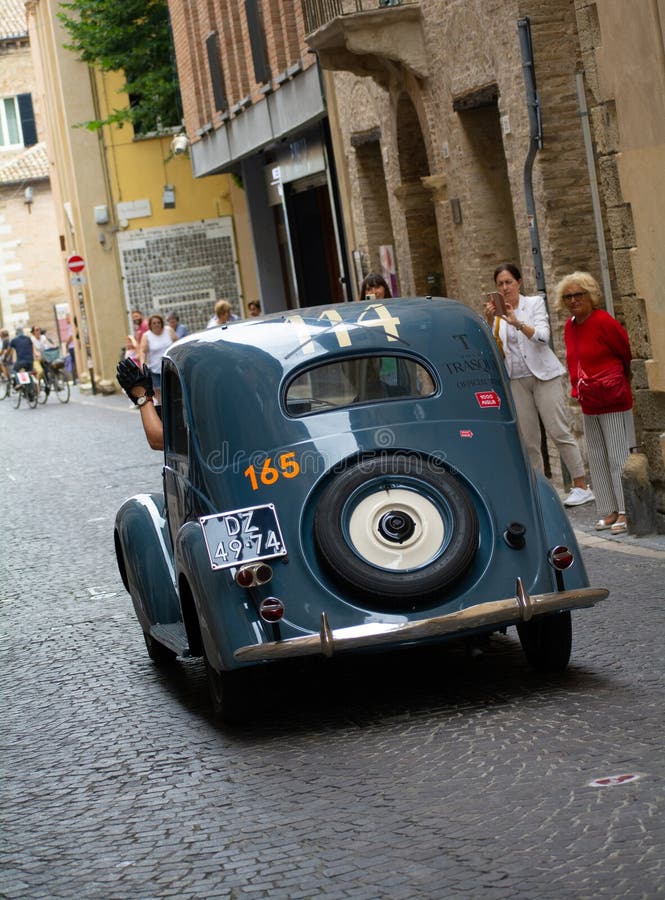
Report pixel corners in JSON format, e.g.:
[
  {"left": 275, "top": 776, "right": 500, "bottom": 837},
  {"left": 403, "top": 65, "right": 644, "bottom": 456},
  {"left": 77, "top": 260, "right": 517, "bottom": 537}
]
[{"left": 97, "top": 71, "right": 234, "bottom": 227}]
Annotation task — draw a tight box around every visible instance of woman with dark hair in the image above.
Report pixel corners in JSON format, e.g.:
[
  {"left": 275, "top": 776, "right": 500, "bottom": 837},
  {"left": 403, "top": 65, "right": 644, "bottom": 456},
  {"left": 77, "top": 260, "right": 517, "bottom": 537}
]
[
  {"left": 485, "top": 263, "right": 593, "bottom": 506},
  {"left": 357, "top": 273, "right": 392, "bottom": 302},
  {"left": 556, "top": 272, "right": 633, "bottom": 534}
]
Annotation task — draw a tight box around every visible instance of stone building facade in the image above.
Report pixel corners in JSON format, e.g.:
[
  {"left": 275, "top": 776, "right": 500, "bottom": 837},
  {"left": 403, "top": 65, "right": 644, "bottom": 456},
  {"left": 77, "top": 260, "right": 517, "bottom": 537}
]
[
  {"left": 0, "top": 0, "right": 68, "bottom": 334},
  {"left": 305, "top": 0, "right": 665, "bottom": 527}
]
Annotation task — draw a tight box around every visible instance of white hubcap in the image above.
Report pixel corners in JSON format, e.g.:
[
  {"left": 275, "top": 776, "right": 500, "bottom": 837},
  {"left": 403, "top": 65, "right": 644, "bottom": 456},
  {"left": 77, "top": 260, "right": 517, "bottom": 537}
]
[{"left": 347, "top": 488, "right": 445, "bottom": 570}]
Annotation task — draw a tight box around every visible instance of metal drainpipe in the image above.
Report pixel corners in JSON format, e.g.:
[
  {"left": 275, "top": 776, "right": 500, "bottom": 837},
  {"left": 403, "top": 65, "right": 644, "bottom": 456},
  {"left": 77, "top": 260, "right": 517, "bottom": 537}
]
[{"left": 517, "top": 17, "right": 548, "bottom": 316}]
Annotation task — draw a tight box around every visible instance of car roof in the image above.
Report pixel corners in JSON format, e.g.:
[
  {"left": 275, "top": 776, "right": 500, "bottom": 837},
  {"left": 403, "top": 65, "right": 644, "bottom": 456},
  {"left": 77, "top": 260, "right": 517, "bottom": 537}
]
[{"left": 166, "top": 297, "right": 485, "bottom": 377}]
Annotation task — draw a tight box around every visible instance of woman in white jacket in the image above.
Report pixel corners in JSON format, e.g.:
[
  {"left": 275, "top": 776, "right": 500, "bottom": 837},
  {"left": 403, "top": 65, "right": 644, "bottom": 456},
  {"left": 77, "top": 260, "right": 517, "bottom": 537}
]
[{"left": 484, "top": 263, "right": 593, "bottom": 507}]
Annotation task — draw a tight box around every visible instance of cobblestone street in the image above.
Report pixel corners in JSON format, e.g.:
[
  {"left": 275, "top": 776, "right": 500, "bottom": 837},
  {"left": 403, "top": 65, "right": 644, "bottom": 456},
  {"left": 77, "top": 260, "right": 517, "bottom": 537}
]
[{"left": 2, "top": 390, "right": 664, "bottom": 899}]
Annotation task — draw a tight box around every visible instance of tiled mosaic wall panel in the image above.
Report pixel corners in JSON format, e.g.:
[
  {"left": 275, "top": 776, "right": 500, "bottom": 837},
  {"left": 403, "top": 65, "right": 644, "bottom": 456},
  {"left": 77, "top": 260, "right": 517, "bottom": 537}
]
[{"left": 117, "top": 218, "right": 241, "bottom": 333}]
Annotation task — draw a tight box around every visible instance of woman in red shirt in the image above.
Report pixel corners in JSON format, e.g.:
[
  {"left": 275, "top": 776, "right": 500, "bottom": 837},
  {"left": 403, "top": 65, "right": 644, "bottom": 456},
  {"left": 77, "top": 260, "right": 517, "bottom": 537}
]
[{"left": 556, "top": 272, "right": 633, "bottom": 534}]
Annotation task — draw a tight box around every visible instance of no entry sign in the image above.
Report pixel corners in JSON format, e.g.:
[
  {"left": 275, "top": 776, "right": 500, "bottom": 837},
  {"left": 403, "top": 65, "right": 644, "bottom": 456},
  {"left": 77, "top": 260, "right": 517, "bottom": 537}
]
[{"left": 67, "top": 253, "right": 85, "bottom": 274}]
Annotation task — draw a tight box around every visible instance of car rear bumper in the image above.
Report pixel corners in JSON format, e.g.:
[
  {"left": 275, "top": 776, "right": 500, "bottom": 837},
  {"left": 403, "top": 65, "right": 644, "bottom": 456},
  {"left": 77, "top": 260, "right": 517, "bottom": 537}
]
[{"left": 233, "top": 579, "right": 609, "bottom": 662}]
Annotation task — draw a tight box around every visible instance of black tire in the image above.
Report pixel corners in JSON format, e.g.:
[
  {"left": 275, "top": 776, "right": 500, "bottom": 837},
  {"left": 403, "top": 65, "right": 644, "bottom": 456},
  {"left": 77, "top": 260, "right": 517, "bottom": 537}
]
[
  {"left": 11, "top": 385, "right": 21, "bottom": 409},
  {"left": 54, "top": 374, "right": 70, "bottom": 403},
  {"left": 37, "top": 376, "right": 48, "bottom": 404},
  {"left": 203, "top": 651, "right": 249, "bottom": 724},
  {"left": 0, "top": 375, "right": 9, "bottom": 400},
  {"left": 314, "top": 455, "right": 479, "bottom": 604},
  {"left": 26, "top": 381, "right": 38, "bottom": 408},
  {"left": 143, "top": 631, "right": 177, "bottom": 665},
  {"left": 517, "top": 611, "right": 572, "bottom": 673}
]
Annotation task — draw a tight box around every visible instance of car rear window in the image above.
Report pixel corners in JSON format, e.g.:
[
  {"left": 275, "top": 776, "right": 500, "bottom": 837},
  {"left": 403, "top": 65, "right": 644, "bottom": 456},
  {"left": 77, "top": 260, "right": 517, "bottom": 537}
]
[{"left": 285, "top": 355, "right": 436, "bottom": 416}]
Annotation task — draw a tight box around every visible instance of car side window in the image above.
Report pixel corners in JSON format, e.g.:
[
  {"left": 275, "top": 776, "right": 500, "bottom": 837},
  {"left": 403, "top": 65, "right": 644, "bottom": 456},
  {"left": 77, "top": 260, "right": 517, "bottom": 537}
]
[
  {"left": 285, "top": 355, "right": 436, "bottom": 416},
  {"left": 163, "top": 364, "right": 188, "bottom": 456}
]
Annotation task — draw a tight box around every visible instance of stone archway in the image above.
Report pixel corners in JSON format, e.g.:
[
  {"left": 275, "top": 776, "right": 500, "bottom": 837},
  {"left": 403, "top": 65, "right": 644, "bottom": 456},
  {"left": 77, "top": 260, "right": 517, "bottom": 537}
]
[
  {"left": 345, "top": 80, "right": 398, "bottom": 294},
  {"left": 394, "top": 92, "right": 445, "bottom": 296}
]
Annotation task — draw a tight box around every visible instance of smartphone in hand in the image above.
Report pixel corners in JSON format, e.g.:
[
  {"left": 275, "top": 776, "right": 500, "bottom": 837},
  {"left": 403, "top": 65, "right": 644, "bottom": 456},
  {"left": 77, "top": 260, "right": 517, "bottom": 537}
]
[{"left": 485, "top": 291, "right": 507, "bottom": 317}]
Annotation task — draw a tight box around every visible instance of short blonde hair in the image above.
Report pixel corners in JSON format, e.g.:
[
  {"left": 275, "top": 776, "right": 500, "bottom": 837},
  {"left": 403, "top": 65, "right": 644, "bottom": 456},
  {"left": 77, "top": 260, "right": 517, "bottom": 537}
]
[
  {"left": 554, "top": 271, "right": 603, "bottom": 312},
  {"left": 214, "top": 298, "right": 232, "bottom": 317}
]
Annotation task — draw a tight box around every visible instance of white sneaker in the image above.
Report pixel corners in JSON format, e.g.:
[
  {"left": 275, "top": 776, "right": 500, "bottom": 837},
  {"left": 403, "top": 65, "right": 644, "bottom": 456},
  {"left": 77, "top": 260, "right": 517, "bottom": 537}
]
[{"left": 563, "top": 486, "right": 595, "bottom": 507}]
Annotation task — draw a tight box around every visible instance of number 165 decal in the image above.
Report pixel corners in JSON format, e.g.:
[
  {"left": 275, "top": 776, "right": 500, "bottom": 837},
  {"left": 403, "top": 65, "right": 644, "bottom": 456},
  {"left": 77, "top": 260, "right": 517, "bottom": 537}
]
[{"left": 244, "top": 452, "right": 300, "bottom": 491}]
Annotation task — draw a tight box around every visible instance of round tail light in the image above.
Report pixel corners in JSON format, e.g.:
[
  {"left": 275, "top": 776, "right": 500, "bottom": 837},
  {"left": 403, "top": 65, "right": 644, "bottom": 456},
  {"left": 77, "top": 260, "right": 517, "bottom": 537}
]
[
  {"left": 235, "top": 567, "right": 255, "bottom": 588},
  {"left": 235, "top": 563, "right": 273, "bottom": 588},
  {"left": 255, "top": 564, "right": 273, "bottom": 585},
  {"left": 549, "top": 545, "right": 574, "bottom": 570},
  {"left": 260, "top": 596, "right": 285, "bottom": 623}
]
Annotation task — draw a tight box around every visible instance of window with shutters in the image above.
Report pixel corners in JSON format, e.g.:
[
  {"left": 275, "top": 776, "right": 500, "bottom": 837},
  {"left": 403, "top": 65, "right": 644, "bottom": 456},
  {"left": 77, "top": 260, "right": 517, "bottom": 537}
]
[
  {"left": 245, "top": 0, "right": 271, "bottom": 85},
  {"left": 1, "top": 94, "right": 38, "bottom": 149},
  {"left": 206, "top": 31, "right": 227, "bottom": 113}
]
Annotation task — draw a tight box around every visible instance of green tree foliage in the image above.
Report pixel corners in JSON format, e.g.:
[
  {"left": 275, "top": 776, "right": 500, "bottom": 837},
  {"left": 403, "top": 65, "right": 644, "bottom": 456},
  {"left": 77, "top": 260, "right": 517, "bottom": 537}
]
[{"left": 57, "top": 0, "right": 180, "bottom": 133}]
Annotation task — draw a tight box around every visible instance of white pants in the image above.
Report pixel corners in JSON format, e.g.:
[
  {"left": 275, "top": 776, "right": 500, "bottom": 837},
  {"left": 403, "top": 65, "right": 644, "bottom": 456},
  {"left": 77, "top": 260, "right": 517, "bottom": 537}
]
[
  {"left": 583, "top": 411, "right": 630, "bottom": 516},
  {"left": 510, "top": 375, "right": 585, "bottom": 479}
]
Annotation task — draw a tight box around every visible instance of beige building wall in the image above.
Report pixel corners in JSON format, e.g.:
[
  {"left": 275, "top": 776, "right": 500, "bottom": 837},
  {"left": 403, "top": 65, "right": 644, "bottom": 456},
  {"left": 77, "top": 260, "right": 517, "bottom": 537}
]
[
  {"left": 0, "top": 180, "right": 68, "bottom": 331},
  {"left": 0, "top": 36, "right": 68, "bottom": 333},
  {"left": 26, "top": 0, "right": 128, "bottom": 388},
  {"left": 575, "top": 0, "right": 665, "bottom": 488}
]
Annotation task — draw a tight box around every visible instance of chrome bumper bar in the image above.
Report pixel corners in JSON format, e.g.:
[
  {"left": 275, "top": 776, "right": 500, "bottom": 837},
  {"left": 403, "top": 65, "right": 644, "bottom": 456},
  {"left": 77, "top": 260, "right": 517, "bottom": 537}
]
[{"left": 234, "top": 579, "right": 609, "bottom": 662}]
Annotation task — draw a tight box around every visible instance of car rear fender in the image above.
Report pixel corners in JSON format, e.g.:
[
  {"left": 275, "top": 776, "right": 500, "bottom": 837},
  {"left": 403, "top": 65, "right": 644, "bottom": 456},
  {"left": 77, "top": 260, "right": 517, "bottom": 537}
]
[
  {"left": 174, "top": 520, "right": 267, "bottom": 672},
  {"left": 114, "top": 493, "right": 181, "bottom": 632}
]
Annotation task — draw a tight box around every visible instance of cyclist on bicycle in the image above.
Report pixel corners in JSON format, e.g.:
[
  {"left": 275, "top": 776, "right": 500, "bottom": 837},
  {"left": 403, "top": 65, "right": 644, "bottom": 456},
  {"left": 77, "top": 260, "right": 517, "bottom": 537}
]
[
  {"left": 1, "top": 329, "right": 11, "bottom": 380},
  {"left": 9, "top": 328, "right": 35, "bottom": 381},
  {"left": 30, "top": 325, "right": 54, "bottom": 385}
]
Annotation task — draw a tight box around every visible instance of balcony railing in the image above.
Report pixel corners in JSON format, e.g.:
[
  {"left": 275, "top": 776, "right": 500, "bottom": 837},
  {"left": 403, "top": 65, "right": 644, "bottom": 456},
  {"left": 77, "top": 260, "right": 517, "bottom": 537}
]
[
  {"left": 302, "top": 0, "right": 426, "bottom": 82},
  {"left": 303, "top": 0, "right": 415, "bottom": 36}
]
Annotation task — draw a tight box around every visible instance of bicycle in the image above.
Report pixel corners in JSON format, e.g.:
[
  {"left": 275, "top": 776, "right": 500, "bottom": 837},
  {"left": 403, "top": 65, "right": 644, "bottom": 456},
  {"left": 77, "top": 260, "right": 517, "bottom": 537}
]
[
  {"left": 37, "top": 348, "right": 71, "bottom": 404},
  {"left": 0, "top": 368, "right": 10, "bottom": 400},
  {"left": 11, "top": 368, "right": 39, "bottom": 409}
]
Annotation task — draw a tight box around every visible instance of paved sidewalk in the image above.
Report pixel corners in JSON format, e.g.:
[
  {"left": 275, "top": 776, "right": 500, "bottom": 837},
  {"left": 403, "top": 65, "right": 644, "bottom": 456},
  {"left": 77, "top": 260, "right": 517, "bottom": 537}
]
[{"left": 560, "top": 493, "right": 665, "bottom": 557}]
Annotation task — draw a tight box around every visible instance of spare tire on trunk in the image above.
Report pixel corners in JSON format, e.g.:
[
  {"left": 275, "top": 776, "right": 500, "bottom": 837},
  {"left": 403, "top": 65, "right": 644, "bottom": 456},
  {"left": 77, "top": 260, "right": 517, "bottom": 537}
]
[{"left": 313, "top": 454, "right": 479, "bottom": 605}]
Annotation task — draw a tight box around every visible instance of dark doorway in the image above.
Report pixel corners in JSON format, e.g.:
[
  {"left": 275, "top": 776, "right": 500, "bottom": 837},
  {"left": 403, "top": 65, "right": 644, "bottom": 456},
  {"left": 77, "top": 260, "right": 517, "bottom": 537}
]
[{"left": 285, "top": 181, "right": 344, "bottom": 306}]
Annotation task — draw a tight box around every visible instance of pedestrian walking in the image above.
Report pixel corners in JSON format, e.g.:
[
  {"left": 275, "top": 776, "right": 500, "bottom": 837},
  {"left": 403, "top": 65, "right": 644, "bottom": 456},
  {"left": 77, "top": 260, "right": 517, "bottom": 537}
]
[
  {"left": 61, "top": 314, "right": 78, "bottom": 382},
  {"left": 207, "top": 299, "right": 238, "bottom": 328},
  {"left": 167, "top": 312, "right": 189, "bottom": 338},
  {"left": 556, "top": 271, "right": 633, "bottom": 534},
  {"left": 131, "top": 309, "right": 149, "bottom": 343},
  {"left": 485, "top": 262, "right": 593, "bottom": 506},
  {"left": 138, "top": 314, "right": 176, "bottom": 403}
]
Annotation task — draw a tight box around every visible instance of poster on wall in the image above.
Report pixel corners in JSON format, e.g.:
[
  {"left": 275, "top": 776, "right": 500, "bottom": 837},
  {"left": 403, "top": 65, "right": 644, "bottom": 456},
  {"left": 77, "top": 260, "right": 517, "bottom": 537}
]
[
  {"left": 54, "top": 302, "right": 71, "bottom": 344},
  {"left": 379, "top": 245, "right": 397, "bottom": 297}
]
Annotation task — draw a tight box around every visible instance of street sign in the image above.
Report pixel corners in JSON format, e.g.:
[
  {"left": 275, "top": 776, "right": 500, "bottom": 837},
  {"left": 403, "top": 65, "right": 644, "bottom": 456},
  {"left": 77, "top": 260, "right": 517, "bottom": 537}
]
[
  {"left": 67, "top": 253, "right": 85, "bottom": 274},
  {"left": 70, "top": 274, "right": 86, "bottom": 286}
]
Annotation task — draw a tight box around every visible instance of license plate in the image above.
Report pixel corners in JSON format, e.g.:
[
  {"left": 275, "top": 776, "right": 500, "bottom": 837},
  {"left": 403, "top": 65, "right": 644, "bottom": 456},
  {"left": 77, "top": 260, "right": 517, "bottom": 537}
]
[
  {"left": 199, "top": 503, "right": 287, "bottom": 571},
  {"left": 17, "top": 371, "right": 31, "bottom": 384}
]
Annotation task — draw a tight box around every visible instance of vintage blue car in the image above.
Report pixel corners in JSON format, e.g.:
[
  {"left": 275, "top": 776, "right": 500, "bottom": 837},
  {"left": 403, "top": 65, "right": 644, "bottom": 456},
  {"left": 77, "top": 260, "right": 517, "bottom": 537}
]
[{"left": 114, "top": 298, "right": 608, "bottom": 721}]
